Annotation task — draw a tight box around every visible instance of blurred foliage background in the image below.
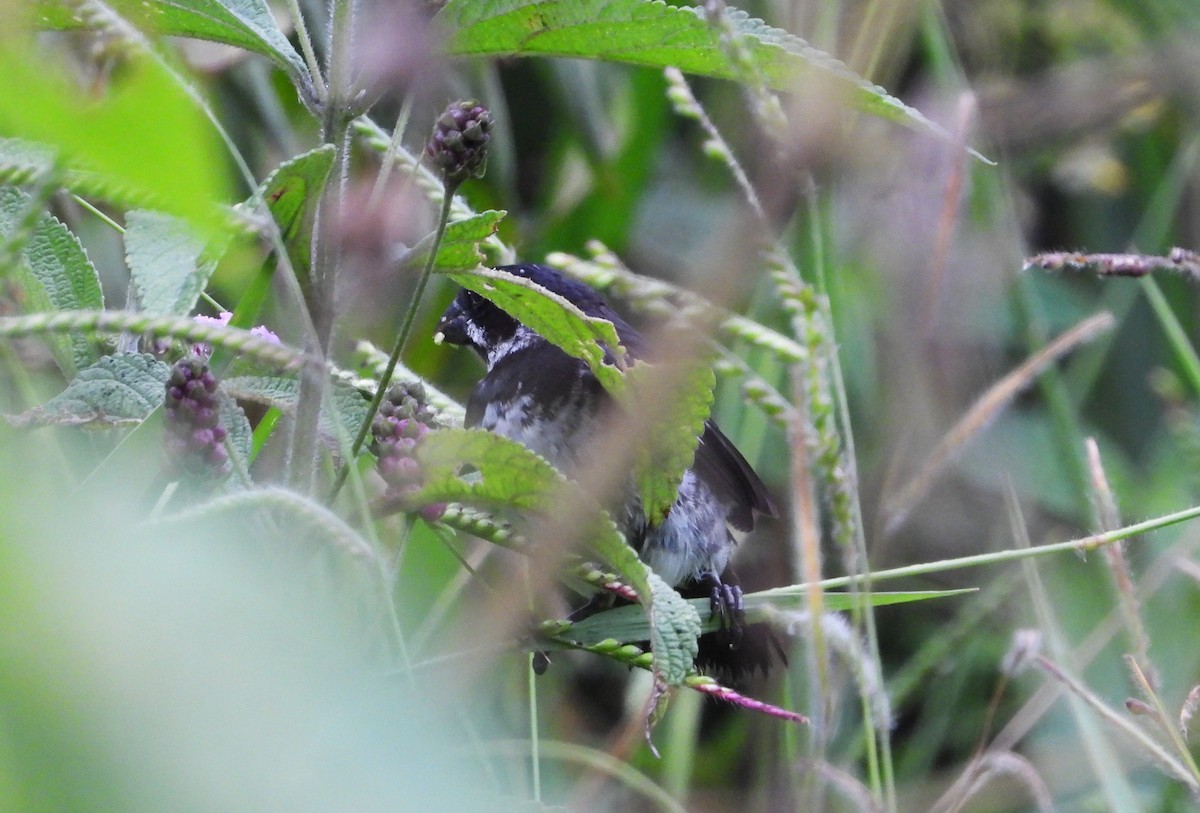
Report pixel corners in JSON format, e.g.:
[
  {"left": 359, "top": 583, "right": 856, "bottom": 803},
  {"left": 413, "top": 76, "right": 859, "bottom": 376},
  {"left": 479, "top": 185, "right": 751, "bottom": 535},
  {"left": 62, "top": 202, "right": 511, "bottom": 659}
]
[{"left": 3, "top": 0, "right": 1200, "bottom": 810}]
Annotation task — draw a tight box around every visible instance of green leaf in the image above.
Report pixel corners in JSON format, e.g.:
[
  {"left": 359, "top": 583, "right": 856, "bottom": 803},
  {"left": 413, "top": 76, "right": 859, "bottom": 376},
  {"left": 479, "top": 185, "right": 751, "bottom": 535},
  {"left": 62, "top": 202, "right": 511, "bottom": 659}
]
[
  {"left": 446, "top": 266, "right": 627, "bottom": 393},
  {"left": 413, "top": 428, "right": 644, "bottom": 589},
  {"left": 0, "top": 137, "right": 56, "bottom": 186},
  {"left": 242, "top": 145, "right": 336, "bottom": 279},
  {"left": 222, "top": 375, "right": 368, "bottom": 445},
  {"left": 645, "top": 571, "right": 701, "bottom": 685},
  {"left": 404, "top": 210, "right": 506, "bottom": 274},
  {"left": 0, "top": 137, "right": 210, "bottom": 217},
  {"left": 0, "top": 48, "right": 228, "bottom": 234},
  {"left": 125, "top": 210, "right": 219, "bottom": 316},
  {"left": 417, "top": 428, "right": 695, "bottom": 683},
  {"left": 8, "top": 352, "right": 168, "bottom": 428},
  {"left": 37, "top": 0, "right": 310, "bottom": 91},
  {"left": 567, "top": 588, "right": 978, "bottom": 643},
  {"left": 436, "top": 0, "right": 979, "bottom": 151},
  {"left": 217, "top": 389, "right": 253, "bottom": 472},
  {"left": 0, "top": 186, "right": 103, "bottom": 375},
  {"left": 413, "top": 427, "right": 566, "bottom": 512},
  {"left": 621, "top": 359, "right": 715, "bottom": 524}
]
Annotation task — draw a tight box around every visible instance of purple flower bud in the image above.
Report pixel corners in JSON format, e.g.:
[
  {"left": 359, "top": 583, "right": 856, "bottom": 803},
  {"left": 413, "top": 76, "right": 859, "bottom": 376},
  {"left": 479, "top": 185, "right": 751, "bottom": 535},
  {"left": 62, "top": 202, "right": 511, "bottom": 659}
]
[
  {"left": 425, "top": 100, "right": 492, "bottom": 185},
  {"left": 163, "top": 354, "right": 230, "bottom": 479},
  {"left": 419, "top": 502, "right": 447, "bottom": 523}
]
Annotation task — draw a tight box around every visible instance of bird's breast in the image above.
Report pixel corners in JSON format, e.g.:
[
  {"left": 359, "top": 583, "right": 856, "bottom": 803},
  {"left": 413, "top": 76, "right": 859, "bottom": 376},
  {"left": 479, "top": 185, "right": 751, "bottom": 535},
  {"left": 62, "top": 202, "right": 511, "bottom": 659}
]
[{"left": 477, "top": 390, "right": 595, "bottom": 470}]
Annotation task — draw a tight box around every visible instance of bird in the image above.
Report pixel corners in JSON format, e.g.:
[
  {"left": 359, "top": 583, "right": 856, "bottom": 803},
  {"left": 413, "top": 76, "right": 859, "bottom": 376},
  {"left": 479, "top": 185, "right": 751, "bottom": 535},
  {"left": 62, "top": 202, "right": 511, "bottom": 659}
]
[{"left": 434, "top": 263, "right": 782, "bottom": 679}]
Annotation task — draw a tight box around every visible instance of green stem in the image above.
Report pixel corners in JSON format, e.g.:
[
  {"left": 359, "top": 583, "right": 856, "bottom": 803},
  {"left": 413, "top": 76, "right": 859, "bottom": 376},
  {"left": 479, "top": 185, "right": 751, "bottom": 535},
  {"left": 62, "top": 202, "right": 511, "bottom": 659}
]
[
  {"left": 1140, "top": 276, "right": 1200, "bottom": 396},
  {"left": 526, "top": 561, "right": 542, "bottom": 803},
  {"left": 329, "top": 182, "right": 457, "bottom": 501},
  {"left": 290, "top": 0, "right": 359, "bottom": 490},
  {"left": 283, "top": 0, "right": 327, "bottom": 103},
  {"left": 755, "top": 503, "right": 1200, "bottom": 595},
  {"left": 70, "top": 194, "right": 125, "bottom": 233}
]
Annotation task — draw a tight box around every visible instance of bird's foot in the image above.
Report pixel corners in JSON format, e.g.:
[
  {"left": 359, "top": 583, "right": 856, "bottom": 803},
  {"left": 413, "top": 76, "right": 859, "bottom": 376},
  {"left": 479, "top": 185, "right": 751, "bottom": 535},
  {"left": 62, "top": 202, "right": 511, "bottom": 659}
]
[{"left": 701, "top": 572, "right": 745, "bottom": 649}]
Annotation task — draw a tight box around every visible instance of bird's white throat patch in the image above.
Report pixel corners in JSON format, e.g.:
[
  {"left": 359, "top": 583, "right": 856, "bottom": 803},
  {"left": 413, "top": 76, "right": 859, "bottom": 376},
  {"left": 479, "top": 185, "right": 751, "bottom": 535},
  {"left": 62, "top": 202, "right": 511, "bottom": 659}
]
[{"left": 485, "top": 326, "right": 540, "bottom": 370}]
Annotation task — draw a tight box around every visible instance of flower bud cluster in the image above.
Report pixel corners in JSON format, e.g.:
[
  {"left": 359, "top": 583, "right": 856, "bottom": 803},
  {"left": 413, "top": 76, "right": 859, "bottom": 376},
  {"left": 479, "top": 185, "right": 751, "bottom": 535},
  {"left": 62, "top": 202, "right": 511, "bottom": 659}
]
[
  {"left": 426, "top": 100, "right": 492, "bottom": 185},
  {"left": 164, "top": 355, "right": 229, "bottom": 477},
  {"left": 371, "top": 382, "right": 444, "bottom": 521}
]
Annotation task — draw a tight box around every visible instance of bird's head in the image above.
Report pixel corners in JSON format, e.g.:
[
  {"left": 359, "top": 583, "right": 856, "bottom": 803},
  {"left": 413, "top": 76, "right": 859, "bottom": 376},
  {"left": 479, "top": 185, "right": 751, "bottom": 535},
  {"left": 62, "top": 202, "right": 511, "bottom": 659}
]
[
  {"left": 433, "top": 285, "right": 517, "bottom": 362},
  {"left": 434, "top": 264, "right": 631, "bottom": 366}
]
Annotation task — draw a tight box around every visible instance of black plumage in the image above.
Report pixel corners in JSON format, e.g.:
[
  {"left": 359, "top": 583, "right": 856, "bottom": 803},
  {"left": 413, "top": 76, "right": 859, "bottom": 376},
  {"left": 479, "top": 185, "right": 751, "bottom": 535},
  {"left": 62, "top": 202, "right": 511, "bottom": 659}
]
[{"left": 436, "top": 263, "right": 782, "bottom": 679}]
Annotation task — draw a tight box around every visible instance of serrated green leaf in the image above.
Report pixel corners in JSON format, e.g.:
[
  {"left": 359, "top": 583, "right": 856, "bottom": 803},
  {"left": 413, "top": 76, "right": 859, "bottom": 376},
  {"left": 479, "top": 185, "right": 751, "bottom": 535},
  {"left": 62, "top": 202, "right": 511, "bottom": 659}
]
[
  {"left": 413, "top": 428, "right": 640, "bottom": 581},
  {"left": 37, "top": 0, "right": 310, "bottom": 90},
  {"left": 0, "top": 47, "right": 227, "bottom": 234},
  {"left": 222, "top": 375, "right": 368, "bottom": 444},
  {"left": 579, "top": 510, "right": 652, "bottom": 602},
  {"left": 0, "top": 186, "right": 103, "bottom": 375},
  {"left": 415, "top": 428, "right": 702, "bottom": 681},
  {"left": 125, "top": 210, "right": 219, "bottom": 316},
  {"left": 436, "top": 0, "right": 984, "bottom": 155},
  {"left": 243, "top": 145, "right": 336, "bottom": 279},
  {"left": 622, "top": 359, "right": 714, "bottom": 524},
  {"left": 8, "top": 352, "right": 168, "bottom": 427},
  {"left": 412, "top": 428, "right": 566, "bottom": 512},
  {"left": 645, "top": 571, "right": 701, "bottom": 685},
  {"left": 446, "top": 267, "right": 627, "bottom": 393},
  {"left": 404, "top": 210, "right": 506, "bottom": 274},
  {"left": 568, "top": 588, "right": 977, "bottom": 643},
  {"left": 217, "top": 389, "right": 252, "bottom": 472}
]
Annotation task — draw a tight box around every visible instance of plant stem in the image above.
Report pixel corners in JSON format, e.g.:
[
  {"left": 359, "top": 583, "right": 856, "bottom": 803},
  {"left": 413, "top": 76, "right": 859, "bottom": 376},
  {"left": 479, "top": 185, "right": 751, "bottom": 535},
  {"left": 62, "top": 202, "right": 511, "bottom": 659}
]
[
  {"left": 284, "top": 0, "right": 327, "bottom": 104},
  {"left": 329, "top": 183, "right": 457, "bottom": 501},
  {"left": 289, "top": 0, "right": 358, "bottom": 491},
  {"left": 755, "top": 503, "right": 1200, "bottom": 595}
]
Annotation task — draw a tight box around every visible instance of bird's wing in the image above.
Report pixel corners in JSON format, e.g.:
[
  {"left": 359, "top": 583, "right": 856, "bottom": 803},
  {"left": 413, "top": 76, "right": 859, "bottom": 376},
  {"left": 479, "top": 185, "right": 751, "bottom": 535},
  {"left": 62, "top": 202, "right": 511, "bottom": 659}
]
[{"left": 692, "top": 420, "right": 776, "bottom": 532}]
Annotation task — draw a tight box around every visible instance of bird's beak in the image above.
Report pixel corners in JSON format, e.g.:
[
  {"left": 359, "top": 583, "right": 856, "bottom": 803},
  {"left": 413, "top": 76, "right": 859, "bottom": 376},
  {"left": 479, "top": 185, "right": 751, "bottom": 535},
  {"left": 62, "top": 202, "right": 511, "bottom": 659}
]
[{"left": 434, "top": 299, "right": 469, "bottom": 347}]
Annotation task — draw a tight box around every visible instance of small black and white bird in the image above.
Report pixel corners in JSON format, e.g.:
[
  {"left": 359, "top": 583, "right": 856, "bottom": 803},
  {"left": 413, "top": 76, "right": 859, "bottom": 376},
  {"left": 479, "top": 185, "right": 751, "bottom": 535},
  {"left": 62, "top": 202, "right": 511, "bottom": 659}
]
[{"left": 435, "top": 263, "right": 781, "bottom": 678}]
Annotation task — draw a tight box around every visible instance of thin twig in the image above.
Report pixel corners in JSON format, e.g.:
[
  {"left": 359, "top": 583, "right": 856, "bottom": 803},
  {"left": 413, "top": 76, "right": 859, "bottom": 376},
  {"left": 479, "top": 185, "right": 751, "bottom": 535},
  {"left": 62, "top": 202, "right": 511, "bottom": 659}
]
[{"left": 1025, "top": 248, "right": 1200, "bottom": 281}]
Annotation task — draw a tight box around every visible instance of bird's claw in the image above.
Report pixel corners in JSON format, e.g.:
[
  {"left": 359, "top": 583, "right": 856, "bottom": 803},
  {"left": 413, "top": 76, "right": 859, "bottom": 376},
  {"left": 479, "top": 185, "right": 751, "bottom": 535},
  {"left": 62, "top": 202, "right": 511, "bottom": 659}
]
[{"left": 703, "top": 573, "right": 745, "bottom": 650}]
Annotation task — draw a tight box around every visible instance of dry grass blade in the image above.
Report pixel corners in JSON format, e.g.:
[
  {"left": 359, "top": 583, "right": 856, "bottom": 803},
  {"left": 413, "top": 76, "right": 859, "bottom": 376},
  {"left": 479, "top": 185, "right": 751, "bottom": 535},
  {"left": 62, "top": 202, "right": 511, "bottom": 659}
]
[
  {"left": 1124, "top": 654, "right": 1200, "bottom": 785},
  {"left": 1181, "top": 685, "right": 1200, "bottom": 740},
  {"left": 922, "top": 92, "right": 976, "bottom": 340},
  {"left": 1007, "top": 484, "right": 1140, "bottom": 808},
  {"left": 1037, "top": 656, "right": 1200, "bottom": 794},
  {"left": 932, "top": 750, "right": 1053, "bottom": 813},
  {"left": 788, "top": 366, "right": 831, "bottom": 731},
  {"left": 799, "top": 759, "right": 881, "bottom": 812},
  {"left": 882, "top": 311, "right": 1115, "bottom": 534},
  {"left": 1085, "top": 438, "right": 1153, "bottom": 676},
  {"left": 991, "top": 527, "right": 1200, "bottom": 756}
]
